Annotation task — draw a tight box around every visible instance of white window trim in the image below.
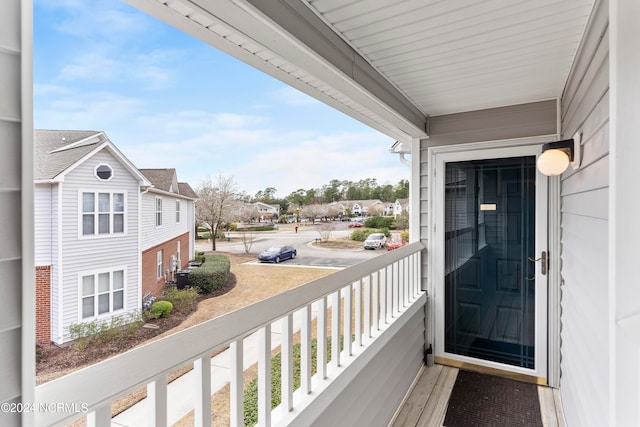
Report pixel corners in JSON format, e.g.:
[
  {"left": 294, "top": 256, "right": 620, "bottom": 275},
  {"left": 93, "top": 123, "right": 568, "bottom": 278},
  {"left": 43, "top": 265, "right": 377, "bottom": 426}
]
[
  {"left": 94, "top": 163, "right": 114, "bottom": 181},
  {"left": 157, "top": 250, "right": 163, "bottom": 279},
  {"left": 155, "top": 197, "right": 163, "bottom": 227},
  {"left": 78, "top": 189, "right": 128, "bottom": 239},
  {"left": 177, "top": 240, "right": 181, "bottom": 270},
  {"left": 77, "top": 266, "right": 127, "bottom": 322}
]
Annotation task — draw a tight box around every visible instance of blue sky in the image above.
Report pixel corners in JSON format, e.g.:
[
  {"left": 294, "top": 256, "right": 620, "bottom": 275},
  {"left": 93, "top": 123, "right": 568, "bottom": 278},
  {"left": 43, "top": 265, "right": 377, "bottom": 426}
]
[{"left": 33, "top": 0, "right": 408, "bottom": 198}]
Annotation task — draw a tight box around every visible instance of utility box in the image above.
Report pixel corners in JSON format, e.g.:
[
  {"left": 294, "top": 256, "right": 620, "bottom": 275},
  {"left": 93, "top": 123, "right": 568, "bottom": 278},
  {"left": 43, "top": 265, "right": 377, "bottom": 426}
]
[{"left": 176, "top": 270, "right": 190, "bottom": 289}]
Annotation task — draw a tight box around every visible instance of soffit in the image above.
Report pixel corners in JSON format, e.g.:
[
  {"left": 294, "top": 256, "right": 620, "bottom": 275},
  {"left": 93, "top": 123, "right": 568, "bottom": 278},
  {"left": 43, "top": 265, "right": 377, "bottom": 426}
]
[{"left": 127, "top": 0, "right": 595, "bottom": 141}]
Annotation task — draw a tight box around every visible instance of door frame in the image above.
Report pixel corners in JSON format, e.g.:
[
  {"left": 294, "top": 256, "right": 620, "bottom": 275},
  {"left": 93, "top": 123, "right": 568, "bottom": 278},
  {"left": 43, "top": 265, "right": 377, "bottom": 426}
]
[{"left": 427, "top": 136, "right": 558, "bottom": 384}]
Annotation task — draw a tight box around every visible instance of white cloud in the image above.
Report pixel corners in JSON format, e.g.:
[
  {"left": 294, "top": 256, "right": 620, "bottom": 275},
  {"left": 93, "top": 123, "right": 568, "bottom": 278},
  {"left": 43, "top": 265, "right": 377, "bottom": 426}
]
[
  {"left": 228, "top": 132, "right": 406, "bottom": 196},
  {"left": 37, "top": 0, "right": 153, "bottom": 41}
]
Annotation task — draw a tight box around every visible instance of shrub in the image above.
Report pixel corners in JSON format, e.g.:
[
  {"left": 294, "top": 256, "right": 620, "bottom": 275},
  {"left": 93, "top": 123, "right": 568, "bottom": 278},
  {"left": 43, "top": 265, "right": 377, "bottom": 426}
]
[
  {"left": 150, "top": 300, "right": 173, "bottom": 318},
  {"left": 36, "top": 342, "right": 44, "bottom": 363},
  {"left": 364, "top": 216, "right": 394, "bottom": 229},
  {"left": 160, "top": 287, "right": 199, "bottom": 311},
  {"left": 67, "top": 312, "right": 144, "bottom": 351},
  {"left": 189, "top": 254, "right": 230, "bottom": 294},
  {"left": 400, "top": 230, "right": 409, "bottom": 242},
  {"left": 243, "top": 337, "right": 342, "bottom": 425},
  {"left": 245, "top": 225, "right": 275, "bottom": 232},
  {"left": 350, "top": 229, "right": 375, "bottom": 241},
  {"left": 193, "top": 251, "right": 206, "bottom": 264}
]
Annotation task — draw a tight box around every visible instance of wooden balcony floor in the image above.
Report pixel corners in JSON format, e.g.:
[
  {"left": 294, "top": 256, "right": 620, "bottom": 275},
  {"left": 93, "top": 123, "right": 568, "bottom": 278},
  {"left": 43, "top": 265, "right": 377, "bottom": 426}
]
[{"left": 391, "top": 364, "right": 566, "bottom": 427}]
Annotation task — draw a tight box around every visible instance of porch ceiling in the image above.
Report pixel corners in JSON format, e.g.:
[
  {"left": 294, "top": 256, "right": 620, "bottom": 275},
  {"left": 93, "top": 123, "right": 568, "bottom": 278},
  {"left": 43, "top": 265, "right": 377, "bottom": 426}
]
[{"left": 126, "top": 0, "right": 595, "bottom": 141}]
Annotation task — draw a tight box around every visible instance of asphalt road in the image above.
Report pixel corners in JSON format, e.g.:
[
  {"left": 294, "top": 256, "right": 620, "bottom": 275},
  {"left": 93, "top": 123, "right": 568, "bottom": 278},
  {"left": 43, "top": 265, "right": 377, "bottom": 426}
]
[{"left": 195, "top": 221, "right": 390, "bottom": 268}]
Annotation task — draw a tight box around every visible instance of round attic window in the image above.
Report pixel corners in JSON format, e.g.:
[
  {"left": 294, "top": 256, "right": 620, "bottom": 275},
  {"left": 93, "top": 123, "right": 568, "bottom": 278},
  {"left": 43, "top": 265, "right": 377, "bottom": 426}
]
[{"left": 95, "top": 164, "right": 113, "bottom": 180}]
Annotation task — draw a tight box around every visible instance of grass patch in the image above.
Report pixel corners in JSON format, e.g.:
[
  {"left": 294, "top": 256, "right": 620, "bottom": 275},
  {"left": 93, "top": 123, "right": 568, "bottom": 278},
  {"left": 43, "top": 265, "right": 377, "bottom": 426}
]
[{"left": 243, "top": 337, "right": 343, "bottom": 426}]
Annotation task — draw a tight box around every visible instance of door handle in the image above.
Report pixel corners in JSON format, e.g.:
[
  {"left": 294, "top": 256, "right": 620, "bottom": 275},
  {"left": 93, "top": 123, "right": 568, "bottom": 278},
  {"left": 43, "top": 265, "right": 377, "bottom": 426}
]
[{"left": 527, "top": 251, "right": 547, "bottom": 276}]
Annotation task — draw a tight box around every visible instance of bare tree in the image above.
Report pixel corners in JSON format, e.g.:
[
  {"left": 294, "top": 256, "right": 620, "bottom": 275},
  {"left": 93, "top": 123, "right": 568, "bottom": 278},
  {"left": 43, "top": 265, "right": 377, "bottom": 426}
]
[
  {"left": 317, "top": 223, "right": 336, "bottom": 242},
  {"left": 195, "top": 173, "right": 238, "bottom": 251},
  {"left": 301, "top": 203, "right": 325, "bottom": 224}
]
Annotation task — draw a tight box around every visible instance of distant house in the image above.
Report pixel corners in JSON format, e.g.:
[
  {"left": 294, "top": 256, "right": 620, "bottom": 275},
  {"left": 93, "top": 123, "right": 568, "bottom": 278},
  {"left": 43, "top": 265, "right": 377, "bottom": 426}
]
[
  {"left": 138, "top": 169, "right": 197, "bottom": 298},
  {"left": 253, "top": 201, "right": 280, "bottom": 221},
  {"left": 328, "top": 199, "right": 385, "bottom": 216},
  {"left": 34, "top": 131, "right": 197, "bottom": 344},
  {"left": 393, "top": 198, "right": 409, "bottom": 217},
  {"left": 34, "top": 130, "right": 151, "bottom": 344}
]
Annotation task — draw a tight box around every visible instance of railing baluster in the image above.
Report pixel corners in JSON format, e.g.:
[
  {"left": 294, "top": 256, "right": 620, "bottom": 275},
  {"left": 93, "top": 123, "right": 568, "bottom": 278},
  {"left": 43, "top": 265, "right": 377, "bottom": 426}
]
[
  {"left": 230, "top": 339, "right": 244, "bottom": 427},
  {"left": 258, "top": 325, "right": 272, "bottom": 427},
  {"left": 417, "top": 250, "right": 423, "bottom": 294},
  {"left": 393, "top": 261, "right": 399, "bottom": 316},
  {"left": 398, "top": 258, "right": 405, "bottom": 309},
  {"left": 86, "top": 403, "right": 110, "bottom": 427},
  {"left": 364, "top": 275, "right": 371, "bottom": 339},
  {"left": 387, "top": 265, "right": 394, "bottom": 321},
  {"left": 409, "top": 254, "right": 417, "bottom": 301},
  {"left": 378, "top": 267, "right": 388, "bottom": 330},
  {"left": 344, "top": 283, "right": 353, "bottom": 356},
  {"left": 400, "top": 258, "right": 407, "bottom": 309},
  {"left": 331, "top": 290, "right": 341, "bottom": 371},
  {"left": 148, "top": 376, "right": 168, "bottom": 427},
  {"left": 194, "top": 354, "right": 212, "bottom": 427},
  {"left": 300, "top": 305, "right": 312, "bottom": 394},
  {"left": 317, "top": 297, "right": 328, "bottom": 379},
  {"left": 406, "top": 254, "right": 412, "bottom": 301},
  {"left": 355, "top": 279, "right": 362, "bottom": 347},
  {"left": 373, "top": 270, "right": 380, "bottom": 332},
  {"left": 282, "top": 314, "right": 294, "bottom": 414}
]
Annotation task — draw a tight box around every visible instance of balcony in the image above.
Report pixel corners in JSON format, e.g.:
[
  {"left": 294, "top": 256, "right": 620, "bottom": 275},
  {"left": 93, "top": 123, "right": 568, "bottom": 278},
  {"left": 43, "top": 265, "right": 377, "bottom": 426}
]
[{"left": 35, "top": 242, "right": 426, "bottom": 426}]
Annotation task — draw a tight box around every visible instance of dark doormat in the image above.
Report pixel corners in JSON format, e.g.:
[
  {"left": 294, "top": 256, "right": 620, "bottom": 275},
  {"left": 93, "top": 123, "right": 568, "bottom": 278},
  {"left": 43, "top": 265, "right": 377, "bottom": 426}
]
[{"left": 443, "top": 370, "right": 543, "bottom": 427}]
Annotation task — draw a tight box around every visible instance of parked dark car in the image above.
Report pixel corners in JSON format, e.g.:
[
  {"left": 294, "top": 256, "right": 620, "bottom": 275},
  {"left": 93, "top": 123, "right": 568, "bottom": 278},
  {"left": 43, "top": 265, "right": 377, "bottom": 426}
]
[{"left": 258, "top": 245, "right": 297, "bottom": 263}]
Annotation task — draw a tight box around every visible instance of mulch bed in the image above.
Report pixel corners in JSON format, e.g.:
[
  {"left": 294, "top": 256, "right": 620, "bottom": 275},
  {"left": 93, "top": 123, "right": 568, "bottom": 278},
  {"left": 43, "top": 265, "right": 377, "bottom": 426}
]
[
  {"left": 443, "top": 370, "right": 543, "bottom": 427},
  {"left": 36, "top": 273, "right": 237, "bottom": 385}
]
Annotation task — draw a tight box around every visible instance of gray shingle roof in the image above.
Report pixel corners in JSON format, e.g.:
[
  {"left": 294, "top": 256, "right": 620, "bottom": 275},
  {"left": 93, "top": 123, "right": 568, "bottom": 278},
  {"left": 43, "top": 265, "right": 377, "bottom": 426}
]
[
  {"left": 138, "top": 169, "right": 177, "bottom": 192},
  {"left": 35, "top": 130, "right": 105, "bottom": 180},
  {"left": 178, "top": 182, "right": 198, "bottom": 199},
  {"left": 139, "top": 169, "right": 198, "bottom": 199}
]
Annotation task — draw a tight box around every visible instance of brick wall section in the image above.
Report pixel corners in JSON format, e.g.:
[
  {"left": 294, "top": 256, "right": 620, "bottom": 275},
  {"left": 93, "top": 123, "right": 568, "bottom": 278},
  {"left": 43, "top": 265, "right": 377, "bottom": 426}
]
[
  {"left": 141, "top": 232, "right": 190, "bottom": 298},
  {"left": 35, "top": 265, "right": 51, "bottom": 344}
]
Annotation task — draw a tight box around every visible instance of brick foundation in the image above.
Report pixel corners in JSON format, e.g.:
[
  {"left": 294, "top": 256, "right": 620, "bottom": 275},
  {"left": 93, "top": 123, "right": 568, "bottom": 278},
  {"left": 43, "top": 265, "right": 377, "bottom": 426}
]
[
  {"left": 35, "top": 265, "right": 51, "bottom": 344},
  {"left": 141, "top": 233, "right": 190, "bottom": 298}
]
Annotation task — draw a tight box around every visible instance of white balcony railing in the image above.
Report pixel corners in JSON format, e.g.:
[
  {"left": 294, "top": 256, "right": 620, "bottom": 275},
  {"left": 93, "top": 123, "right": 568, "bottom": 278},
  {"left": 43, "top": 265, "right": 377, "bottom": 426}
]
[{"left": 35, "top": 242, "right": 425, "bottom": 426}]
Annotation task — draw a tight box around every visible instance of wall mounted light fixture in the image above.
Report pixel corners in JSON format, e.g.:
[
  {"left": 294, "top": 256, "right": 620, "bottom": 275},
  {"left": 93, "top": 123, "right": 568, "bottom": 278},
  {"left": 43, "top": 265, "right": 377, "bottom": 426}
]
[{"left": 536, "top": 132, "right": 581, "bottom": 176}]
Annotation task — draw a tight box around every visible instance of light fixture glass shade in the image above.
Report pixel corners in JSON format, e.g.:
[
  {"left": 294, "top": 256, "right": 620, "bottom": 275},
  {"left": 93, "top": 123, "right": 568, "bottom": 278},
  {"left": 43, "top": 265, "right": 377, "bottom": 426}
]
[{"left": 537, "top": 149, "right": 570, "bottom": 176}]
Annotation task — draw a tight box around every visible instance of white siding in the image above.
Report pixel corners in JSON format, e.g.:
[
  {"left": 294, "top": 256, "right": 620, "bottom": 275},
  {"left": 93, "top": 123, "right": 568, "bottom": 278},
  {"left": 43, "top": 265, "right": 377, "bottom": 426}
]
[
  {"left": 34, "top": 183, "right": 56, "bottom": 265},
  {"left": 140, "top": 191, "right": 193, "bottom": 251},
  {"left": 54, "top": 149, "right": 141, "bottom": 343},
  {"left": 558, "top": 0, "right": 609, "bottom": 425},
  {"left": 0, "top": 0, "right": 29, "bottom": 425}
]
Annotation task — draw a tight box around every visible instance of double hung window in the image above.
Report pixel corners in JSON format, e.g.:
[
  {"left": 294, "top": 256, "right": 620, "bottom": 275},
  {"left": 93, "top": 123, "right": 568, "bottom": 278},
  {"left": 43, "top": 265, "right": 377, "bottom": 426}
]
[
  {"left": 82, "top": 192, "right": 125, "bottom": 236},
  {"left": 81, "top": 269, "right": 125, "bottom": 319}
]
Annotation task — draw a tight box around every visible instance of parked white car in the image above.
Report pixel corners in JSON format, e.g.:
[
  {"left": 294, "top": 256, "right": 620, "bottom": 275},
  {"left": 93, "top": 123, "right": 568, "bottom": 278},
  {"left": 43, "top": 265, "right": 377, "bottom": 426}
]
[{"left": 363, "top": 233, "right": 387, "bottom": 250}]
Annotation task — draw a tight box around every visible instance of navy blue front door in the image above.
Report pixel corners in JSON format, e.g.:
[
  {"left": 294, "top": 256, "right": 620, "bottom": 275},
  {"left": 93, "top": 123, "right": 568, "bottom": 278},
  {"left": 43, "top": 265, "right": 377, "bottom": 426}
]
[{"left": 444, "top": 156, "right": 536, "bottom": 369}]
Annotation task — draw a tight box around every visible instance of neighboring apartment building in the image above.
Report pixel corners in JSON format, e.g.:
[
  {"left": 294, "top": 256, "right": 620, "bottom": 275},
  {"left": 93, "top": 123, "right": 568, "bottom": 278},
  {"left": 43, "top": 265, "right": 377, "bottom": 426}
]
[
  {"left": 328, "top": 199, "right": 385, "bottom": 217},
  {"left": 138, "top": 169, "right": 197, "bottom": 297},
  {"left": 34, "top": 131, "right": 196, "bottom": 344}
]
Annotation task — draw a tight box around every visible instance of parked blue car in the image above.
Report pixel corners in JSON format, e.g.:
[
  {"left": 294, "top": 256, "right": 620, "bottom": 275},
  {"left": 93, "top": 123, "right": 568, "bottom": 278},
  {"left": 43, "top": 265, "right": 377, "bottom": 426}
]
[{"left": 258, "top": 245, "right": 297, "bottom": 263}]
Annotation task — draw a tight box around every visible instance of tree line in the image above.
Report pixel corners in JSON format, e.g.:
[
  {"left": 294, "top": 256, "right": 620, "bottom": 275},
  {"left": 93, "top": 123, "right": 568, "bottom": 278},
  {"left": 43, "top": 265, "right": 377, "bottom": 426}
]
[
  {"left": 252, "top": 178, "right": 409, "bottom": 213},
  {"left": 196, "top": 174, "right": 409, "bottom": 250}
]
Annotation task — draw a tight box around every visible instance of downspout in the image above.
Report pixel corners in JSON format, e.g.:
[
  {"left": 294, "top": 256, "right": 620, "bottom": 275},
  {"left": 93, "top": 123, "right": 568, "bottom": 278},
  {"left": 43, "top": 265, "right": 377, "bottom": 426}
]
[{"left": 138, "top": 185, "right": 151, "bottom": 310}]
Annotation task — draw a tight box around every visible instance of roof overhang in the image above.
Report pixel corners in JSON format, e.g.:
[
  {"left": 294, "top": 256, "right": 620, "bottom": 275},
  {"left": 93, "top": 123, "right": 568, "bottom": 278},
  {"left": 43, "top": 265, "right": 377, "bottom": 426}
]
[{"left": 125, "top": 0, "right": 429, "bottom": 142}]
